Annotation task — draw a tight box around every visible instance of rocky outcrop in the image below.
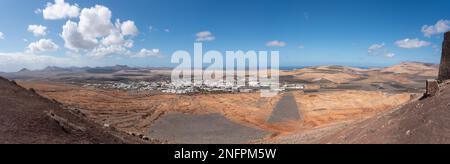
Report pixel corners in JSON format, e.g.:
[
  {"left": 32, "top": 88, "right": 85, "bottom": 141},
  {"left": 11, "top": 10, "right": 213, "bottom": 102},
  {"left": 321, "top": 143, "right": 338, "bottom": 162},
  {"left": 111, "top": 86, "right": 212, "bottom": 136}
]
[
  {"left": 438, "top": 31, "right": 450, "bottom": 80},
  {"left": 426, "top": 79, "right": 440, "bottom": 96}
]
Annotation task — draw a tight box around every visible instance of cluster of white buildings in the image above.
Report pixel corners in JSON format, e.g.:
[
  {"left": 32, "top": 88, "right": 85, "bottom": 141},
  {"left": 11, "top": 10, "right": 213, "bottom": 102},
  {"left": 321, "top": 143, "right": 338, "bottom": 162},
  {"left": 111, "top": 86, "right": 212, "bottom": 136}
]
[
  {"left": 83, "top": 79, "right": 308, "bottom": 95},
  {"left": 160, "top": 79, "right": 307, "bottom": 94},
  {"left": 83, "top": 81, "right": 165, "bottom": 91}
]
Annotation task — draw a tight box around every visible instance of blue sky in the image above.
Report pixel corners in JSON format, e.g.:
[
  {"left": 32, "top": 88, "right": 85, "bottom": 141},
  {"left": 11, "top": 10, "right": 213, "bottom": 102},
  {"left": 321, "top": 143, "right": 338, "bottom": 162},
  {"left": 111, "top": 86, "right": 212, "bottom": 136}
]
[{"left": 0, "top": 0, "right": 449, "bottom": 72}]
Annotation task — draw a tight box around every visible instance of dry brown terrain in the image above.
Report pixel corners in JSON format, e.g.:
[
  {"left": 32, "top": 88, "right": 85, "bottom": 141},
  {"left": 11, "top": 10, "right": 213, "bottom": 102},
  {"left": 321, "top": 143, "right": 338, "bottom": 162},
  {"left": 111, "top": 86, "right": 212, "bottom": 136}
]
[
  {"left": 2, "top": 61, "right": 438, "bottom": 143},
  {"left": 271, "top": 81, "right": 450, "bottom": 144},
  {"left": 18, "top": 81, "right": 415, "bottom": 143},
  {"left": 281, "top": 62, "right": 437, "bottom": 91},
  {"left": 293, "top": 91, "right": 413, "bottom": 128}
]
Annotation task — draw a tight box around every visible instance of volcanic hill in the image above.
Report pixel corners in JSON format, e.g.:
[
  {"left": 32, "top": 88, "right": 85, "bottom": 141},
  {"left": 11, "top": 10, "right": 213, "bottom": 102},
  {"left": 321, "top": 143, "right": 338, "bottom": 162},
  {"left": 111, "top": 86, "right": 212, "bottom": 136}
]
[{"left": 0, "top": 76, "right": 149, "bottom": 144}]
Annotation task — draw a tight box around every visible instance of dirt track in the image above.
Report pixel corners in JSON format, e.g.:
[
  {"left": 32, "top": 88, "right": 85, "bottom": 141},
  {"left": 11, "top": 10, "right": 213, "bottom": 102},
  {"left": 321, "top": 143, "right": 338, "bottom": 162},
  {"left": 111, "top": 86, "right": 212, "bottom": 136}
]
[{"left": 267, "top": 93, "right": 301, "bottom": 123}]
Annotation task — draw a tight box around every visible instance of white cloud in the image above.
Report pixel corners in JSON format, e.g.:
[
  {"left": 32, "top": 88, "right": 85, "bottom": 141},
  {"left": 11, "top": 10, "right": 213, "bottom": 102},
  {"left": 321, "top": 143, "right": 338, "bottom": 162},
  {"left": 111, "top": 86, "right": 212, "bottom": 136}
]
[
  {"left": 43, "top": 0, "right": 80, "bottom": 20},
  {"left": 60, "top": 5, "right": 143, "bottom": 58},
  {"left": 164, "top": 29, "right": 170, "bottom": 33},
  {"left": 101, "top": 28, "right": 133, "bottom": 48},
  {"left": 43, "top": 3, "right": 156, "bottom": 59},
  {"left": 422, "top": 20, "right": 450, "bottom": 37},
  {"left": 78, "top": 5, "right": 113, "bottom": 39},
  {"left": 0, "top": 32, "right": 4, "bottom": 40},
  {"left": 368, "top": 43, "right": 385, "bottom": 53},
  {"left": 368, "top": 43, "right": 395, "bottom": 58},
  {"left": 395, "top": 38, "right": 431, "bottom": 49},
  {"left": 121, "top": 20, "right": 139, "bottom": 36},
  {"left": 134, "top": 48, "right": 160, "bottom": 57},
  {"left": 0, "top": 52, "right": 74, "bottom": 72},
  {"left": 266, "top": 40, "right": 286, "bottom": 47},
  {"left": 196, "top": 31, "right": 215, "bottom": 42},
  {"left": 61, "top": 20, "right": 98, "bottom": 51},
  {"left": 89, "top": 20, "right": 135, "bottom": 58},
  {"left": 88, "top": 45, "right": 129, "bottom": 58},
  {"left": 298, "top": 45, "right": 305, "bottom": 49},
  {"left": 27, "top": 39, "right": 59, "bottom": 53},
  {"left": 34, "top": 8, "right": 42, "bottom": 14},
  {"left": 27, "top": 25, "right": 48, "bottom": 37}
]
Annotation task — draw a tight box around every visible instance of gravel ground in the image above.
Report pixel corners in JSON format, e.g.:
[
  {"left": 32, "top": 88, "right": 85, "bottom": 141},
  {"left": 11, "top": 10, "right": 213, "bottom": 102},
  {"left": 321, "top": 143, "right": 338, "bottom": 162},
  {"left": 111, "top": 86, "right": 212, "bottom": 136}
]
[{"left": 148, "top": 112, "right": 270, "bottom": 144}]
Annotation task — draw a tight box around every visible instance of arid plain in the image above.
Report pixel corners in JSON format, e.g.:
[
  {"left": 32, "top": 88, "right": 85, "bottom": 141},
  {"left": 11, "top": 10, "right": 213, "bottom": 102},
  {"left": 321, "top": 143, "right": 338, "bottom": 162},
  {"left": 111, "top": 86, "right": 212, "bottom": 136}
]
[{"left": 2, "top": 62, "right": 437, "bottom": 143}]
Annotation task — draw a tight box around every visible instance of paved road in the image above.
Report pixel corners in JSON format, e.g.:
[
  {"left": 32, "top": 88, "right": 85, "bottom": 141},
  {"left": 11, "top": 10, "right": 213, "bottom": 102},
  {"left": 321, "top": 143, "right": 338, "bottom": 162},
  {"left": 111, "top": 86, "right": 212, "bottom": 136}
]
[{"left": 267, "top": 92, "right": 302, "bottom": 123}]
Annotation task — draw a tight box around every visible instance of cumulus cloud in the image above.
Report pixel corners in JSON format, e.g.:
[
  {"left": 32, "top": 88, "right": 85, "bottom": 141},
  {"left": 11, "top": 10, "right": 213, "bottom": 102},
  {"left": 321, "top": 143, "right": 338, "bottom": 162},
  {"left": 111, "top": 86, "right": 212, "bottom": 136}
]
[
  {"left": 266, "top": 40, "right": 286, "bottom": 47},
  {"left": 27, "top": 39, "right": 59, "bottom": 53},
  {"left": 59, "top": 5, "right": 141, "bottom": 58},
  {"left": 61, "top": 20, "right": 98, "bottom": 51},
  {"left": 134, "top": 48, "right": 160, "bottom": 57},
  {"left": 0, "top": 32, "right": 4, "bottom": 40},
  {"left": 101, "top": 29, "right": 133, "bottom": 48},
  {"left": 422, "top": 20, "right": 450, "bottom": 37},
  {"left": 121, "top": 20, "right": 139, "bottom": 36},
  {"left": 40, "top": 3, "right": 153, "bottom": 59},
  {"left": 395, "top": 38, "right": 431, "bottom": 49},
  {"left": 43, "top": 0, "right": 80, "bottom": 20},
  {"left": 196, "top": 31, "right": 215, "bottom": 42},
  {"left": 78, "top": 5, "right": 113, "bottom": 39},
  {"left": 368, "top": 43, "right": 395, "bottom": 58},
  {"left": 27, "top": 25, "right": 47, "bottom": 37}
]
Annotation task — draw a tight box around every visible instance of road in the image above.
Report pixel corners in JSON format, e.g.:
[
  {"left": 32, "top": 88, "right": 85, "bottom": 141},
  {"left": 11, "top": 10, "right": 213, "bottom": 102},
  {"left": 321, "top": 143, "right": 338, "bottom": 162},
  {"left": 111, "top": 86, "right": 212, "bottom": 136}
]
[{"left": 267, "top": 92, "right": 302, "bottom": 123}]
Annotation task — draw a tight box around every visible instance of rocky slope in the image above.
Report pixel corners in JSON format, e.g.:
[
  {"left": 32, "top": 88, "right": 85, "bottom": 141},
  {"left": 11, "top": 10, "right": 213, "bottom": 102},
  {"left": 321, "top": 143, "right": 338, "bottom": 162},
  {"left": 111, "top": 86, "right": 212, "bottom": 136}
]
[
  {"left": 0, "top": 76, "right": 150, "bottom": 144},
  {"left": 311, "top": 82, "right": 450, "bottom": 144}
]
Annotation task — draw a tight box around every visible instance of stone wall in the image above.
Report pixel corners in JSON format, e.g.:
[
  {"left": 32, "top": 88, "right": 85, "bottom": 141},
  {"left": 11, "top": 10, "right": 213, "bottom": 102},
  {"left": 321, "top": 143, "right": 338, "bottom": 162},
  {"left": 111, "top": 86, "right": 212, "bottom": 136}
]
[{"left": 426, "top": 79, "right": 440, "bottom": 97}]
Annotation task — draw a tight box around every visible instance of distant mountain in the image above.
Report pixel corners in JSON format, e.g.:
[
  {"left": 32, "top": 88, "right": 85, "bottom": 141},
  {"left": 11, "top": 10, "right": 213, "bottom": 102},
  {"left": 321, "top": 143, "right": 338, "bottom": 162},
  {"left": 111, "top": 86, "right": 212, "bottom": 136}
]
[
  {"left": 42, "top": 66, "right": 68, "bottom": 72},
  {"left": 18, "top": 68, "right": 31, "bottom": 72},
  {"left": 86, "top": 65, "right": 131, "bottom": 74},
  {"left": 380, "top": 62, "right": 438, "bottom": 76}
]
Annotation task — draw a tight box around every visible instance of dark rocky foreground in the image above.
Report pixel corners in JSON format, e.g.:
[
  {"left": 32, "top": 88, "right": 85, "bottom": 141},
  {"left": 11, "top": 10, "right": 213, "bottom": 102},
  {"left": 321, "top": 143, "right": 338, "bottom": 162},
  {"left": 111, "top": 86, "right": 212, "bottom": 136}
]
[{"left": 0, "top": 76, "right": 151, "bottom": 144}]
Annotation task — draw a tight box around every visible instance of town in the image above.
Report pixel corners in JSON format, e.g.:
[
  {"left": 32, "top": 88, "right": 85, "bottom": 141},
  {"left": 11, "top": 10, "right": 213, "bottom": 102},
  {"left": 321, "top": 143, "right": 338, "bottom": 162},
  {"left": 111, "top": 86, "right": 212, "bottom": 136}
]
[{"left": 82, "top": 79, "right": 309, "bottom": 95}]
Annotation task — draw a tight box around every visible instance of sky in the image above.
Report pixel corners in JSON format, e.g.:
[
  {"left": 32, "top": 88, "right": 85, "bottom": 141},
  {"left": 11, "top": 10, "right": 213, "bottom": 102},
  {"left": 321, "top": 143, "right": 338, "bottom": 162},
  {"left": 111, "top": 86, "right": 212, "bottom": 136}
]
[{"left": 0, "top": 0, "right": 449, "bottom": 72}]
